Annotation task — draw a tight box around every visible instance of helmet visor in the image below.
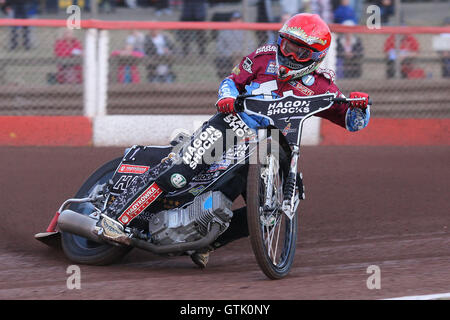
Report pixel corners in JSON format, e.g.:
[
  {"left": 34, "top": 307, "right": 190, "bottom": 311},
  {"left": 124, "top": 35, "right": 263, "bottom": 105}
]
[{"left": 278, "top": 36, "right": 327, "bottom": 63}]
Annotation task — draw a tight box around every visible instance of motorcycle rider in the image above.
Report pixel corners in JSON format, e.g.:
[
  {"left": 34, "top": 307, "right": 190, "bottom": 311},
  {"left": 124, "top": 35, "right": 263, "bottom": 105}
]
[{"left": 98, "top": 13, "right": 371, "bottom": 268}]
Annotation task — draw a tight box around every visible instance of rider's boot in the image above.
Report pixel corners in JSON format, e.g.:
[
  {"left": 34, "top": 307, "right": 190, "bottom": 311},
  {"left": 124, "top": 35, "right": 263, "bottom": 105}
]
[
  {"left": 190, "top": 207, "right": 249, "bottom": 268},
  {"left": 190, "top": 248, "right": 212, "bottom": 269}
]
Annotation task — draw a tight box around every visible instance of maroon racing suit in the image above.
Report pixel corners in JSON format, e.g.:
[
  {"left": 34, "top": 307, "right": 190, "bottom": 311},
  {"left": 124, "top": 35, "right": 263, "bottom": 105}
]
[{"left": 217, "top": 44, "right": 350, "bottom": 130}]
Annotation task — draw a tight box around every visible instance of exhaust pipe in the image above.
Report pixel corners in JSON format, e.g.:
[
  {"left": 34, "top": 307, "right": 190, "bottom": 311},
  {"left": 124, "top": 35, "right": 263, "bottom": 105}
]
[
  {"left": 57, "top": 210, "right": 105, "bottom": 244},
  {"left": 130, "top": 223, "right": 221, "bottom": 254},
  {"left": 57, "top": 210, "right": 221, "bottom": 254}
]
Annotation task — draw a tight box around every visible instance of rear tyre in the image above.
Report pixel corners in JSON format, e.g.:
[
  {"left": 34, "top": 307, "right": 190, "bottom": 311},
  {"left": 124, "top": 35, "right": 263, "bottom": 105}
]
[
  {"left": 246, "top": 141, "right": 298, "bottom": 279},
  {"left": 61, "top": 158, "right": 132, "bottom": 265}
]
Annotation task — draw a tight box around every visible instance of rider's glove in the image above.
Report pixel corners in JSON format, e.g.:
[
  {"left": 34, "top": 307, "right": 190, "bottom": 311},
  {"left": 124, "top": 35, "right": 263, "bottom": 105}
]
[
  {"left": 349, "top": 92, "right": 369, "bottom": 109},
  {"left": 216, "top": 97, "right": 236, "bottom": 114},
  {"left": 346, "top": 92, "right": 371, "bottom": 132}
]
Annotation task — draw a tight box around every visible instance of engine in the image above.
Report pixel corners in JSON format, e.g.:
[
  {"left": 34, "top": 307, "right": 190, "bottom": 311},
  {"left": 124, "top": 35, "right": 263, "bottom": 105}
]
[{"left": 148, "top": 191, "right": 233, "bottom": 245}]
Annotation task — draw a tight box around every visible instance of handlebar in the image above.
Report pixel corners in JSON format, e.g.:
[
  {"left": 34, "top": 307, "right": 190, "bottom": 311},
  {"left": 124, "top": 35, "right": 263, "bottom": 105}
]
[
  {"left": 333, "top": 97, "right": 373, "bottom": 107},
  {"left": 234, "top": 94, "right": 372, "bottom": 113}
]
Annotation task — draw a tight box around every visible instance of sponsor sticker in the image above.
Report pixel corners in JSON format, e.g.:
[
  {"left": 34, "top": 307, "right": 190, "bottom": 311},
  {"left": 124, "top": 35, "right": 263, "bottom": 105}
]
[
  {"left": 282, "top": 123, "right": 296, "bottom": 135},
  {"left": 255, "top": 45, "right": 277, "bottom": 55},
  {"left": 117, "top": 164, "right": 149, "bottom": 174},
  {"left": 242, "top": 57, "right": 253, "bottom": 74},
  {"left": 301, "top": 74, "right": 315, "bottom": 86},
  {"left": 207, "top": 159, "right": 232, "bottom": 172},
  {"left": 289, "top": 80, "right": 314, "bottom": 96},
  {"left": 182, "top": 125, "right": 223, "bottom": 170},
  {"left": 266, "top": 99, "right": 311, "bottom": 116},
  {"left": 160, "top": 152, "right": 177, "bottom": 164},
  {"left": 192, "top": 172, "right": 219, "bottom": 182},
  {"left": 113, "top": 175, "right": 138, "bottom": 192},
  {"left": 265, "top": 60, "right": 277, "bottom": 75},
  {"left": 225, "top": 143, "right": 250, "bottom": 161},
  {"left": 118, "top": 182, "right": 163, "bottom": 225},
  {"left": 223, "top": 114, "right": 253, "bottom": 138},
  {"left": 170, "top": 173, "right": 187, "bottom": 188},
  {"left": 188, "top": 185, "right": 206, "bottom": 196},
  {"left": 282, "top": 122, "right": 297, "bottom": 136}
]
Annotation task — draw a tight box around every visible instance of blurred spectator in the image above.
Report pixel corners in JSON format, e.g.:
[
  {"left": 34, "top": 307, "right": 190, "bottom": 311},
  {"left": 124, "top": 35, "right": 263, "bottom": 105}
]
[
  {"left": 332, "top": 0, "right": 361, "bottom": 23},
  {"left": 336, "top": 20, "right": 363, "bottom": 78},
  {"left": 111, "top": 39, "right": 145, "bottom": 84},
  {"left": 99, "top": 0, "right": 116, "bottom": 13},
  {"left": 26, "top": 0, "right": 39, "bottom": 49},
  {"left": 214, "top": 12, "right": 255, "bottom": 80},
  {"left": 126, "top": 30, "right": 145, "bottom": 54},
  {"left": 27, "top": 1, "right": 39, "bottom": 17},
  {"left": 384, "top": 33, "right": 425, "bottom": 79},
  {"left": 151, "top": 0, "right": 171, "bottom": 16},
  {"left": 333, "top": 0, "right": 356, "bottom": 24},
  {"left": 179, "top": 0, "right": 207, "bottom": 55},
  {"left": 376, "top": 0, "right": 395, "bottom": 25},
  {"left": 144, "top": 29, "right": 176, "bottom": 83},
  {"left": 280, "top": 0, "right": 302, "bottom": 17},
  {"left": 436, "top": 17, "right": 450, "bottom": 78},
  {"left": 1, "top": 0, "right": 31, "bottom": 50},
  {"left": 256, "top": 0, "right": 276, "bottom": 46},
  {"left": 125, "top": 0, "right": 138, "bottom": 8},
  {"left": 349, "top": 0, "right": 362, "bottom": 24},
  {"left": 53, "top": 28, "right": 83, "bottom": 84},
  {"left": 310, "top": 0, "right": 333, "bottom": 24}
]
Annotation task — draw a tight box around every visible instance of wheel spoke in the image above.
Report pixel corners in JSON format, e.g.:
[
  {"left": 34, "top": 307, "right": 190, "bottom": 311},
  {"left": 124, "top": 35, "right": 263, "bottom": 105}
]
[{"left": 273, "top": 215, "right": 282, "bottom": 264}]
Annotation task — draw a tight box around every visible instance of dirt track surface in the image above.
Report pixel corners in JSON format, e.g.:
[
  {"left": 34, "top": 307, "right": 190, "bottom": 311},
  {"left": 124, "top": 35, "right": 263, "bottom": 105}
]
[{"left": 1, "top": 146, "right": 449, "bottom": 300}]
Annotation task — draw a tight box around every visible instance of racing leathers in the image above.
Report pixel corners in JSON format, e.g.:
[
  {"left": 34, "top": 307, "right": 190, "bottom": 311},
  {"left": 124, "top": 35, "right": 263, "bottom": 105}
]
[{"left": 217, "top": 44, "right": 370, "bottom": 132}]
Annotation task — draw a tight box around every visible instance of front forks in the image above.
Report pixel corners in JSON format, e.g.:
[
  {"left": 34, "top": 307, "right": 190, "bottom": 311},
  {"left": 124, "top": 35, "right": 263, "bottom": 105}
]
[{"left": 282, "top": 145, "right": 300, "bottom": 220}]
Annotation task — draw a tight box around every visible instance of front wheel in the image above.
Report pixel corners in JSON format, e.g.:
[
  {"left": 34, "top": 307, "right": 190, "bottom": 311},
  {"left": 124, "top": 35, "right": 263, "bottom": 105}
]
[
  {"left": 61, "top": 157, "right": 132, "bottom": 265},
  {"left": 246, "top": 141, "right": 298, "bottom": 279}
]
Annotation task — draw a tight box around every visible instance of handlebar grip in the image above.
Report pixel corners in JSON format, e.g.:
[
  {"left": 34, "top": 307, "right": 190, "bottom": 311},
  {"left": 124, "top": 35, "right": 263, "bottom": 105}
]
[
  {"left": 333, "top": 97, "right": 347, "bottom": 103},
  {"left": 333, "top": 97, "right": 373, "bottom": 108},
  {"left": 234, "top": 98, "right": 245, "bottom": 113}
]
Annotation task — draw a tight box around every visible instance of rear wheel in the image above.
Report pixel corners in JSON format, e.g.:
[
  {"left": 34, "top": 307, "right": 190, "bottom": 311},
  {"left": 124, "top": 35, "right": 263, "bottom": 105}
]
[
  {"left": 61, "top": 158, "right": 132, "bottom": 265},
  {"left": 246, "top": 141, "right": 298, "bottom": 279}
]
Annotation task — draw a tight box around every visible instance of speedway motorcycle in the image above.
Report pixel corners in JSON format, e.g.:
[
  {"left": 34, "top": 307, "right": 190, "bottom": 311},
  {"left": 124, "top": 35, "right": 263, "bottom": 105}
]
[{"left": 35, "top": 93, "right": 370, "bottom": 279}]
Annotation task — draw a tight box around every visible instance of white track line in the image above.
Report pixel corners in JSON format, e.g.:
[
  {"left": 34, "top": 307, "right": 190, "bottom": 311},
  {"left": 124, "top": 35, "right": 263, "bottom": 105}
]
[{"left": 385, "top": 292, "right": 450, "bottom": 300}]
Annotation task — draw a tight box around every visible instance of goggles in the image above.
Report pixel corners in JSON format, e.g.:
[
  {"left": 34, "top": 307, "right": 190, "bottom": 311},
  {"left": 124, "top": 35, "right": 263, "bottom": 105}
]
[{"left": 278, "top": 36, "right": 327, "bottom": 63}]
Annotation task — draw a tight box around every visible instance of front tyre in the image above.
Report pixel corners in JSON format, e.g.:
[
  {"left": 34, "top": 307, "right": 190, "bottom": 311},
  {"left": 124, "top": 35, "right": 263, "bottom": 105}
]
[
  {"left": 246, "top": 141, "right": 298, "bottom": 279},
  {"left": 61, "top": 158, "right": 132, "bottom": 265}
]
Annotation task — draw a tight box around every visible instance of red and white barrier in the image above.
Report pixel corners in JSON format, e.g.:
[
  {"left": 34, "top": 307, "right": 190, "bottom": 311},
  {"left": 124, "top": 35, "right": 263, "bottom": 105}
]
[
  {"left": 0, "top": 116, "right": 92, "bottom": 146},
  {"left": 2, "top": 115, "right": 448, "bottom": 146}
]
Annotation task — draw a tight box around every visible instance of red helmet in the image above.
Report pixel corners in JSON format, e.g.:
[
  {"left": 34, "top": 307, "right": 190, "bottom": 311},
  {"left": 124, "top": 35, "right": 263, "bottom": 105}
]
[{"left": 277, "top": 13, "right": 331, "bottom": 81}]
